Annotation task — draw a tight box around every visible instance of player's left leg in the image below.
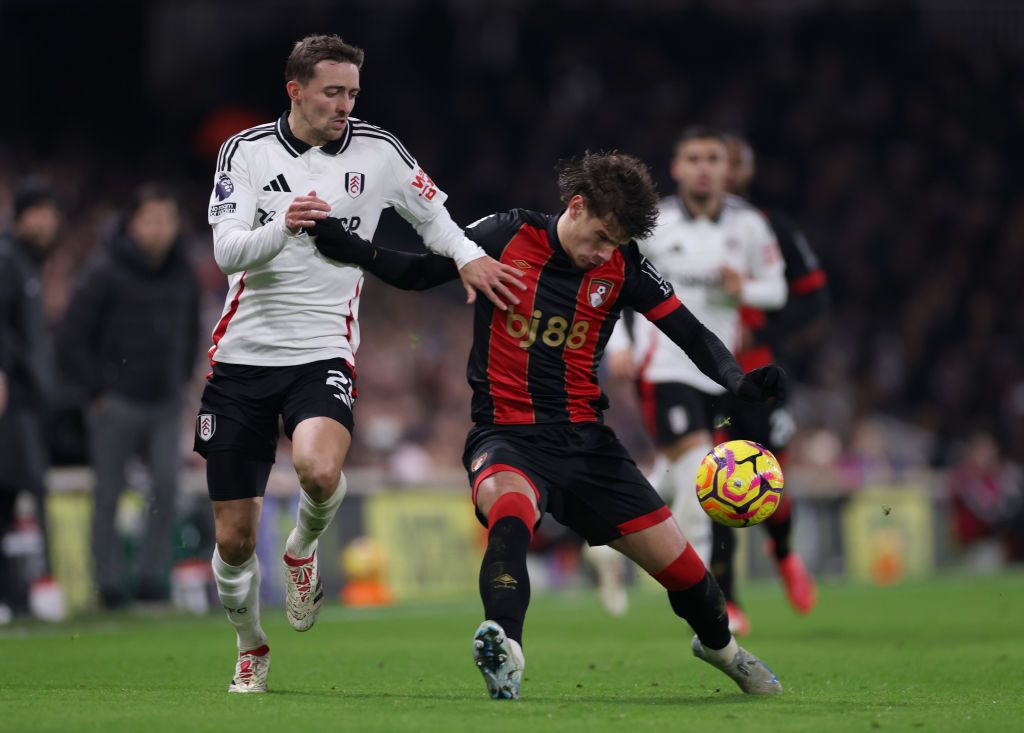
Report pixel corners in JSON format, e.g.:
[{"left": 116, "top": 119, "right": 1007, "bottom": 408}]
[
  {"left": 563, "top": 425, "right": 779, "bottom": 694},
  {"left": 284, "top": 416, "right": 351, "bottom": 632},
  {"left": 611, "top": 518, "right": 781, "bottom": 695},
  {"left": 281, "top": 358, "right": 356, "bottom": 632}
]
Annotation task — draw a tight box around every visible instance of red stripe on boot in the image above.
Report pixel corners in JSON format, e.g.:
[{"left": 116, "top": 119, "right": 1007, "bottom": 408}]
[{"left": 653, "top": 543, "right": 707, "bottom": 591}]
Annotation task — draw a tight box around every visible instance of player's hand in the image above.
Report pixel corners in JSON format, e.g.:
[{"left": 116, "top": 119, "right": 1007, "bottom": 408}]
[
  {"left": 458, "top": 256, "right": 526, "bottom": 312},
  {"left": 308, "top": 217, "right": 375, "bottom": 267},
  {"left": 720, "top": 265, "right": 743, "bottom": 298},
  {"left": 285, "top": 190, "right": 331, "bottom": 233},
  {"left": 606, "top": 349, "right": 636, "bottom": 381},
  {"left": 734, "top": 364, "right": 787, "bottom": 403}
]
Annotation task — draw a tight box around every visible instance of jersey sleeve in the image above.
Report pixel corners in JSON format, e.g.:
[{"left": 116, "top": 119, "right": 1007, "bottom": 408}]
[
  {"left": 739, "top": 211, "right": 787, "bottom": 309},
  {"left": 207, "top": 140, "right": 258, "bottom": 228},
  {"left": 463, "top": 210, "right": 529, "bottom": 258},
  {"left": 619, "top": 243, "right": 683, "bottom": 322},
  {"left": 381, "top": 141, "right": 486, "bottom": 268},
  {"left": 769, "top": 210, "right": 827, "bottom": 296}
]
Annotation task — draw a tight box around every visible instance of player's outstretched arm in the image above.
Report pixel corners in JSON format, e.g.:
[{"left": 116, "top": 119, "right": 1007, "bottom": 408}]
[
  {"left": 652, "top": 303, "right": 787, "bottom": 402},
  {"left": 310, "top": 217, "right": 458, "bottom": 291}
]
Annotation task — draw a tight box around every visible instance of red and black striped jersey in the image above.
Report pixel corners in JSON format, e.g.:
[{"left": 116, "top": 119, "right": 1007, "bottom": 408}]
[{"left": 465, "top": 209, "right": 682, "bottom": 426}]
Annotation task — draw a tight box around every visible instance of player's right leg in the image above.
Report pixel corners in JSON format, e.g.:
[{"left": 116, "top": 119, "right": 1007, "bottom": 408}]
[
  {"left": 611, "top": 517, "right": 781, "bottom": 695},
  {"left": 208, "top": 453, "right": 274, "bottom": 693},
  {"left": 194, "top": 362, "right": 282, "bottom": 692},
  {"left": 466, "top": 442, "right": 542, "bottom": 700}
]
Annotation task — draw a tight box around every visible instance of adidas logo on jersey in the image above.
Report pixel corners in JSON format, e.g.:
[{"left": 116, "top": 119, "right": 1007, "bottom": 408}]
[{"left": 262, "top": 174, "right": 291, "bottom": 192}]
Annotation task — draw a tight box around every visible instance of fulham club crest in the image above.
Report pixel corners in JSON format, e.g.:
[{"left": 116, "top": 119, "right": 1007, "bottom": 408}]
[
  {"left": 345, "top": 172, "right": 365, "bottom": 198},
  {"left": 197, "top": 414, "right": 216, "bottom": 442},
  {"left": 588, "top": 278, "right": 614, "bottom": 308}
]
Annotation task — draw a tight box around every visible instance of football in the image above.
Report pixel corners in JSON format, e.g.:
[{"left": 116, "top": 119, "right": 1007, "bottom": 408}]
[{"left": 695, "top": 440, "right": 784, "bottom": 527}]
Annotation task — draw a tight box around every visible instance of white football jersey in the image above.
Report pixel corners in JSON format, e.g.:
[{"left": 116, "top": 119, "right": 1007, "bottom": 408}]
[
  {"left": 205, "top": 113, "right": 484, "bottom": 367},
  {"left": 609, "top": 195, "right": 786, "bottom": 393}
]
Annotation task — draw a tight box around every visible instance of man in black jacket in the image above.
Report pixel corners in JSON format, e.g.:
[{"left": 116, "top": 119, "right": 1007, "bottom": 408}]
[
  {"left": 0, "top": 180, "right": 61, "bottom": 621},
  {"left": 60, "top": 184, "right": 200, "bottom": 607}
]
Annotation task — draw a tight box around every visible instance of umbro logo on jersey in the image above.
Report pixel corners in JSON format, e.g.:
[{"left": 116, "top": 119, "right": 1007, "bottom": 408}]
[
  {"left": 345, "top": 172, "right": 365, "bottom": 198},
  {"left": 512, "top": 259, "right": 532, "bottom": 269},
  {"left": 262, "top": 174, "right": 291, "bottom": 192}
]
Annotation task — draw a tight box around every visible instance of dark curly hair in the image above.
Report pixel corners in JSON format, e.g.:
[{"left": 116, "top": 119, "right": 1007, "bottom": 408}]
[
  {"left": 286, "top": 34, "right": 365, "bottom": 85},
  {"left": 556, "top": 152, "right": 660, "bottom": 241}
]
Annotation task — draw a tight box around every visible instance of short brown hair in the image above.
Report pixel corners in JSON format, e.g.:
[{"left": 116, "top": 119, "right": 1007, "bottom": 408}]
[
  {"left": 674, "top": 124, "right": 727, "bottom": 151},
  {"left": 285, "top": 34, "right": 365, "bottom": 85},
  {"left": 556, "top": 152, "right": 660, "bottom": 241}
]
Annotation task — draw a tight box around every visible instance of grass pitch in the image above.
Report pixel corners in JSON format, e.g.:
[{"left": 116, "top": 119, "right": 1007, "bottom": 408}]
[{"left": 1, "top": 572, "right": 1022, "bottom": 733}]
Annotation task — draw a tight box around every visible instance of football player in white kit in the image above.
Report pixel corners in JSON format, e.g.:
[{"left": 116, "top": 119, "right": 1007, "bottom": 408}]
[
  {"left": 193, "top": 34, "right": 524, "bottom": 693},
  {"left": 590, "top": 126, "right": 786, "bottom": 617}
]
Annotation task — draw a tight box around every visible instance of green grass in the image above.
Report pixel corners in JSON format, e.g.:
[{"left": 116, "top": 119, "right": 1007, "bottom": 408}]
[{"left": 2, "top": 572, "right": 1023, "bottom": 733}]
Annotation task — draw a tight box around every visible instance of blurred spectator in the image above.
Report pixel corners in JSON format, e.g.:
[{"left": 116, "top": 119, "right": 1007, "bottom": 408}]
[
  {"left": 58, "top": 184, "right": 200, "bottom": 607},
  {"left": 948, "top": 430, "right": 1023, "bottom": 569},
  {"left": 0, "top": 179, "right": 62, "bottom": 621}
]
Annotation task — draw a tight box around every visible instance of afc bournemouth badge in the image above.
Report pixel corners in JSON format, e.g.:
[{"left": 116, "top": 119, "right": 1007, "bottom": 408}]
[
  {"left": 197, "top": 414, "right": 216, "bottom": 441},
  {"left": 345, "top": 172, "right": 365, "bottom": 198},
  {"left": 471, "top": 452, "right": 488, "bottom": 472},
  {"left": 588, "top": 278, "right": 614, "bottom": 308}
]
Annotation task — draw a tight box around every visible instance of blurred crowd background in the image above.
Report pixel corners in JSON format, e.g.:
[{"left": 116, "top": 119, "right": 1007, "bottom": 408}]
[{"left": 1, "top": 0, "right": 1022, "bottom": 616}]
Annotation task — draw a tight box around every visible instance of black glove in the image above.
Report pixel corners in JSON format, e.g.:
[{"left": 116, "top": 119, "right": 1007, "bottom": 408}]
[
  {"left": 734, "top": 364, "right": 788, "bottom": 402},
  {"left": 308, "top": 217, "right": 375, "bottom": 267}
]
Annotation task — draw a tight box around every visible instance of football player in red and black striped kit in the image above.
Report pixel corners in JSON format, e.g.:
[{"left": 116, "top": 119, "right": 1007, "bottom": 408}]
[
  {"left": 311, "top": 152, "right": 786, "bottom": 699},
  {"left": 712, "top": 135, "right": 830, "bottom": 634}
]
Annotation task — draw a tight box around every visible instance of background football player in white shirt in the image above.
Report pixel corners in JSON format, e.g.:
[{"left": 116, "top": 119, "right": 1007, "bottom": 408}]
[
  {"left": 194, "top": 34, "right": 525, "bottom": 693},
  {"left": 592, "top": 126, "right": 786, "bottom": 614},
  {"left": 707, "top": 134, "right": 825, "bottom": 634}
]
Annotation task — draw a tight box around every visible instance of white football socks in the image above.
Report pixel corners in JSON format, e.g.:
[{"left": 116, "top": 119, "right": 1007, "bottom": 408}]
[
  {"left": 212, "top": 546, "right": 267, "bottom": 652},
  {"left": 285, "top": 473, "right": 347, "bottom": 559},
  {"left": 667, "top": 444, "right": 714, "bottom": 565},
  {"left": 702, "top": 636, "right": 740, "bottom": 662}
]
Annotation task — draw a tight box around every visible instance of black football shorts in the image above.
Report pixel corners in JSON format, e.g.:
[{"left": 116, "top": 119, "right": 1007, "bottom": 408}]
[
  {"left": 463, "top": 422, "right": 671, "bottom": 546},
  {"left": 193, "top": 358, "right": 356, "bottom": 463}
]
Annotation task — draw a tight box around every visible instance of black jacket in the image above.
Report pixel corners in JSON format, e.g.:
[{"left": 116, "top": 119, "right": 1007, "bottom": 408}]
[
  {"left": 0, "top": 233, "right": 56, "bottom": 411},
  {"left": 58, "top": 231, "right": 200, "bottom": 404}
]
